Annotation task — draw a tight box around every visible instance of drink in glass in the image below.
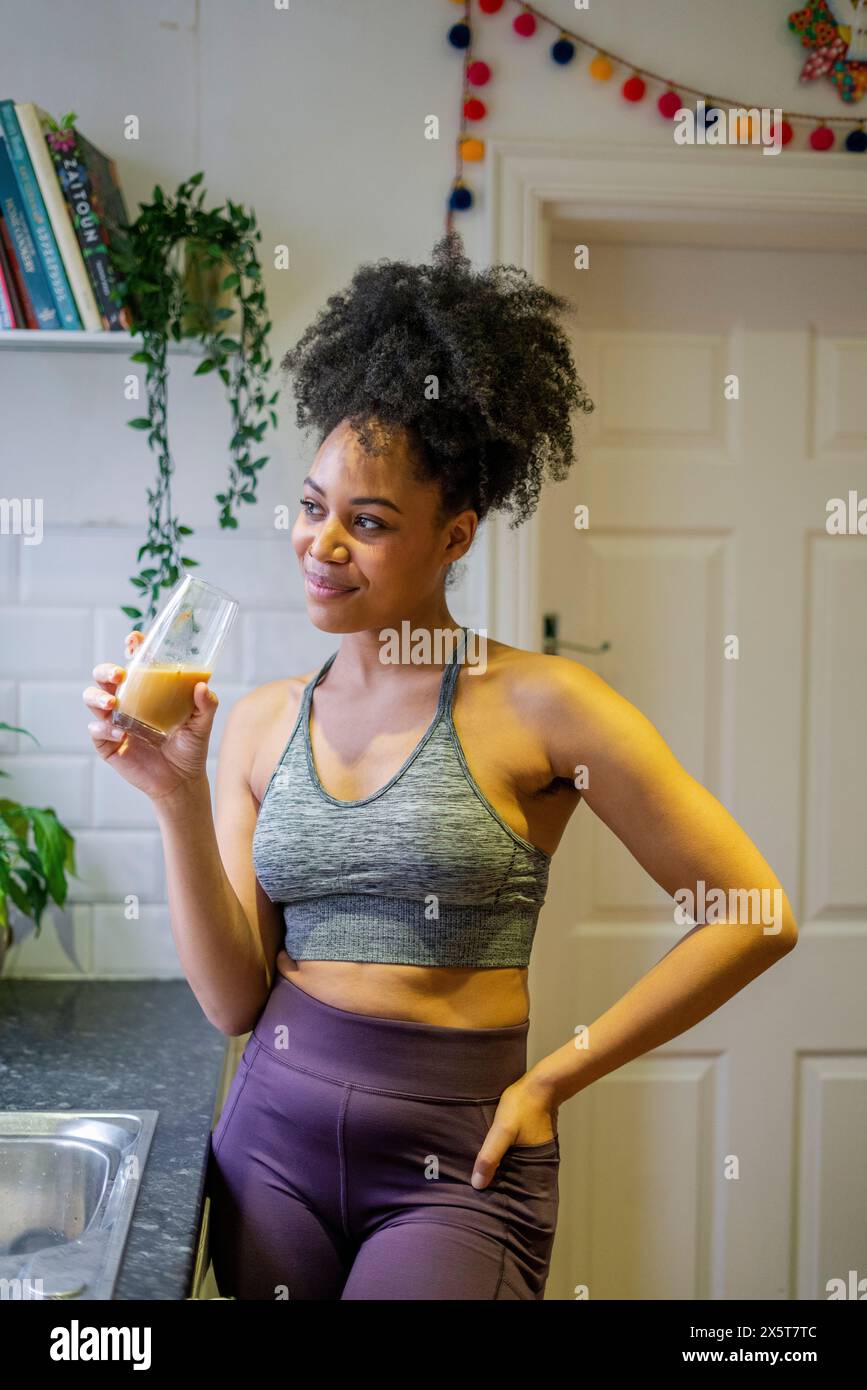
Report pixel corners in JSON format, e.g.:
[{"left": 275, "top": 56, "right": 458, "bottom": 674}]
[{"left": 112, "top": 574, "right": 239, "bottom": 749}]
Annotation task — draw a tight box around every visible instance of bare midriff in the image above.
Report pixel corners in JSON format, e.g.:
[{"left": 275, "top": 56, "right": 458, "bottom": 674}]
[{"left": 274, "top": 951, "right": 531, "bottom": 1029}]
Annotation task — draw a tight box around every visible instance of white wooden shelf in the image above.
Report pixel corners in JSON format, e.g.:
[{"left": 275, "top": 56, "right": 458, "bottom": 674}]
[{"left": 0, "top": 329, "right": 203, "bottom": 355}]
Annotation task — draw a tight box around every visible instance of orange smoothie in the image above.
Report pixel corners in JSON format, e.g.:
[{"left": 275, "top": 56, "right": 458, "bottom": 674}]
[{"left": 116, "top": 663, "right": 212, "bottom": 736}]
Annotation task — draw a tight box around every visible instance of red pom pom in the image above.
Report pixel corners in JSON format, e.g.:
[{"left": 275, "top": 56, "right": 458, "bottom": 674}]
[
  {"left": 771, "top": 120, "right": 794, "bottom": 146},
  {"left": 623, "top": 75, "right": 646, "bottom": 102},
  {"left": 479, "top": 0, "right": 503, "bottom": 12},
  {"left": 513, "top": 11, "right": 537, "bottom": 37},
  {"left": 464, "top": 97, "right": 487, "bottom": 121},
  {"left": 467, "top": 60, "right": 491, "bottom": 86},
  {"left": 809, "top": 125, "right": 834, "bottom": 151},
  {"left": 658, "top": 91, "right": 681, "bottom": 119}
]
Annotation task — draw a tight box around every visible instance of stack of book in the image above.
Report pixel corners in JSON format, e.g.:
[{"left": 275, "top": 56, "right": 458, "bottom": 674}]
[{"left": 0, "top": 100, "right": 133, "bottom": 331}]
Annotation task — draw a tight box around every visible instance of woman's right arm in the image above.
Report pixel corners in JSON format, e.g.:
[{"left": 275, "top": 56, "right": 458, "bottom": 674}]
[
  {"left": 153, "top": 689, "right": 285, "bottom": 1036},
  {"left": 85, "top": 634, "right": 284, "bottom": 1035}
]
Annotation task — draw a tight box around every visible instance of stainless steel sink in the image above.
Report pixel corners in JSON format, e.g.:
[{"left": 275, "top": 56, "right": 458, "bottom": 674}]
[{"left": 0, "top": 1111, "right": 158, "bottom": 1300}]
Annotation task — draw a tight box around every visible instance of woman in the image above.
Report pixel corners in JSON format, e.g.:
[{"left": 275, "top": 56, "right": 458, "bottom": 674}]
[{"left": 83, "top": 231, "right": 797, "bottom": 1300}]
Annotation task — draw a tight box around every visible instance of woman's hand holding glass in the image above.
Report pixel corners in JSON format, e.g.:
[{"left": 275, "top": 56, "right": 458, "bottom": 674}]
[{"left": 83, "top": 629, "right": 220, "bottom": 805}]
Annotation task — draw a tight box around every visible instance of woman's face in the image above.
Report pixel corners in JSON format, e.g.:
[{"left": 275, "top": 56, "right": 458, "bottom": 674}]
[{"left": 292, "top": 418, "right": 475, "bottom": 632}]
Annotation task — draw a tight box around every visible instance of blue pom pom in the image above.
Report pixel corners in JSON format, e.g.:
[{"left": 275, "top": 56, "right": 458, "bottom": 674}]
[
  {"left": 551, "top": 39, "right": 575, "bottom": 65},
  {"left": 845, "top": 128, "right": 867, "bottom": 152},
  {"left": 448, "top": 23, "right": 471, "bottom": 50},
  {"left": 449, "top": 185, "right": 473, "bottom": 211}
]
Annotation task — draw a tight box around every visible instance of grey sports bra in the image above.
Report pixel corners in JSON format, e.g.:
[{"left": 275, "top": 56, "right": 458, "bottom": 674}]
[{"left": 251, "top": 626, "right": 551, "bottom": 968}]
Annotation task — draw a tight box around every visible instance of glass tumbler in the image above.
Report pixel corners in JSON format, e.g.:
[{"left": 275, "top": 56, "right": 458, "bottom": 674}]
[{"left": 111, "top": 574, "right": 239, "bottom": 749}]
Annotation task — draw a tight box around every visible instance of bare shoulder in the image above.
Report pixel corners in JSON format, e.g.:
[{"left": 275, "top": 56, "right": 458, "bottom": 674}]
[
  {"left": 217, "top": 670, "right": 319, "bottom": 800},
  {"left": 474, "top": 637, "right": 655, "bottom": 782},
  {"left": 229, "top": 672, "right": 316, "bottom": 725}
]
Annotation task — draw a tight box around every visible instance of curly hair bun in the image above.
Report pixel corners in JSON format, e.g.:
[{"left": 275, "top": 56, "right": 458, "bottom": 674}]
[{"left": 280, "top": 231, "right": 594, "bottom": 530}]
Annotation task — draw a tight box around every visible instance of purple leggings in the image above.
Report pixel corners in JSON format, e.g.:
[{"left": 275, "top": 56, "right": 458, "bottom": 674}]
[{"left": 206, "top": 974, "right": 560, "bottom": 1300}]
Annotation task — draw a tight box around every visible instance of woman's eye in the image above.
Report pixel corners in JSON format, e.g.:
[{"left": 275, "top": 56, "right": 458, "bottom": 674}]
[{"left": 298, "top": 498, "right": 384, "bottom": 530}]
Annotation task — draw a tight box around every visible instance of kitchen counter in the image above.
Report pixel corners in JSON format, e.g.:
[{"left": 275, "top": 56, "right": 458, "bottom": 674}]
[{"left": 0, "top": 978, "right": 230, "bottom": 1300}]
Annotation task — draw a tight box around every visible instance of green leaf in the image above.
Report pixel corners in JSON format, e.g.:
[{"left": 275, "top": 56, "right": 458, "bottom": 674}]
[
  {"left": 30, "top": 810, "right": 68, "bottom": 903},
  {"left": 177, "top": 525, "right": 193, "bottom": 536},
  {"left": 213, "top": 307, "right": 235, "bottom": 321},
  {"left": 122, "top": 606, "right": 143, "bottom": 620},
  {"left": 220, "top": 272, "right": 240, "bottom": 291},
  {"left": 179, "top": 557, "right": 200, "bottom": 567},
  {"left": 0, "top": 721, "right": 37, "bottom": 743},
  {"left": 194, "top": 359, "right": 216, "bottom": 375},
  {"left": 127, "top": 417, "right": 152, "bottom": 430},
  {"left": 7, "top": 876, "right": 31, "bottom": 919},
  {"left": 0, "top": 801, "right": 29, "bottom": 840},
  {"left": 129, "top": 351, "right": 152, "bottom": 364}
]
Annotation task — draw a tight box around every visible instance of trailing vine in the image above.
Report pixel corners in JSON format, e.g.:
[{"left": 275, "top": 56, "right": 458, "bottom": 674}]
[{"left": 112, "top": 169, "right": 278, "bottom": 626}]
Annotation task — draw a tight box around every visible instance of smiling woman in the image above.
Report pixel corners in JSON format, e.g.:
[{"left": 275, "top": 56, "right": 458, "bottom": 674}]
[{"left": 97, "top": 228, "right": 796, "bottom": 1301}]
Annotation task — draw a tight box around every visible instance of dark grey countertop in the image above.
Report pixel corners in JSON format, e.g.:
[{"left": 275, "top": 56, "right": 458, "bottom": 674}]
[{"left": 0, "top": 979, "right": 230, "bottom": 1300}]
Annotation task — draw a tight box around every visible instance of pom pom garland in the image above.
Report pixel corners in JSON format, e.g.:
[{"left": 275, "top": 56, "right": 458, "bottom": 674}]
[{"left": 444, "top": 8, "right": 866, "bottom": 220}]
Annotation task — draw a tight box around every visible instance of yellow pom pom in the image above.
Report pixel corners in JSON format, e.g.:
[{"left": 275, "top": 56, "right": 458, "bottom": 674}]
[
  {"left": 460, "top": 137, "right": 485, "bottom": 162},
  {"left": 589, "top": 54, "right": 613, "bottom": 81}
]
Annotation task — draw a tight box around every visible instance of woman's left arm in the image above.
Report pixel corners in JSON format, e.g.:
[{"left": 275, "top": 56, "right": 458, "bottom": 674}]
[
  {"left": 528, "top": 656, "right": 798, "bottom": 1104},
  {"left": 472, "top": 657, "right": 798, "bottom": 1186}
]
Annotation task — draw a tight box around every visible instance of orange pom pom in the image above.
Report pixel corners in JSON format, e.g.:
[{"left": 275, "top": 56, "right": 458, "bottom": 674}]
[
  {"left": 460, "top": 137, "right": 485, "bottom": 162},
  {"left": 589, "top": 54, "right": 613, "bottom": 81}
]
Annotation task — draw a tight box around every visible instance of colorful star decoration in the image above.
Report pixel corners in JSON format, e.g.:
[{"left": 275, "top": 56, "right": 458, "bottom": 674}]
[{"left": 788, "top": 0, "right": 867, "bottom": 102}]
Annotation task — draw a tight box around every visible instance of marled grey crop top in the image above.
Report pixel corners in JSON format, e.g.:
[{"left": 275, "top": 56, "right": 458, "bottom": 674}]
[{"left": 251, "top": 626, "right": 551, "bottom": 968}]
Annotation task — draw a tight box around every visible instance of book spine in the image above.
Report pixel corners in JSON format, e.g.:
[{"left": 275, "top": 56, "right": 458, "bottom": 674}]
[
  {"left": 0, "top": 130, "right": 59, "bottom": 328},
  {"left": 0, "top": 99, "right": 82, "bottom": 328},
  {"left": 43, "top": 130, "right": 129, "bottom": 331},
  {"left": 0, "top": 217, "right": 27, "bottom": 325},
  {"left": 0, "top": 210, "right": 37, "bottom": 327},
  {"left": 16, "top": 103, "right": 102, "bottom": 331},
  {"left": 68, "top": 127, "right": 133, "bottom": 331},
  {"left": 0, "top": 246, "right": 15, "bottom": 327}
]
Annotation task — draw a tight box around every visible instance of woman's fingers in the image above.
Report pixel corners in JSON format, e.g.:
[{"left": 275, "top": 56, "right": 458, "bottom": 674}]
[
  {"left": 91, "top": 632, "right": 142, "bottom": 693},
  {"left": 91, "top": 661, "right": 126, "bottom": 693},
  {"left": 88, "top": 717, "right": 125, "bottom": 744},
  {"left": 83, "top": 685, "right": 119, "bottom": 717}
]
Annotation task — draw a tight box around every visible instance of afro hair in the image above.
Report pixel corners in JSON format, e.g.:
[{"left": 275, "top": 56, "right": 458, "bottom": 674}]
[{"left": 279, "top": 228, "right": 594, "bottom": 539}]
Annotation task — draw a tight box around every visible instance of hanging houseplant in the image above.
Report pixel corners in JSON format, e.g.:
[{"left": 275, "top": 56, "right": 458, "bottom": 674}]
[{"left": 110, "top": 164, "right": 279, "bottom": 627}]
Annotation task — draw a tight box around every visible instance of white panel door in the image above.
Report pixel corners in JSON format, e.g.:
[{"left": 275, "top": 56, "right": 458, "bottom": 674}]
[{"left": 533, "top": 236, "right": 867, "bottom": 1301}]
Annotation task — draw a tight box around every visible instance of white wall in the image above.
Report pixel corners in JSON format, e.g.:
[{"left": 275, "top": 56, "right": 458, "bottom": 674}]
[{"left": 0, "top": 0, "right": 844, "bottom": 976}]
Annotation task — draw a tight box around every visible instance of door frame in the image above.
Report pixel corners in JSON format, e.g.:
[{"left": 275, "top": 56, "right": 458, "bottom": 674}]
[{"left": 483, "top": 137, "right": 867, "bottom": 651}]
